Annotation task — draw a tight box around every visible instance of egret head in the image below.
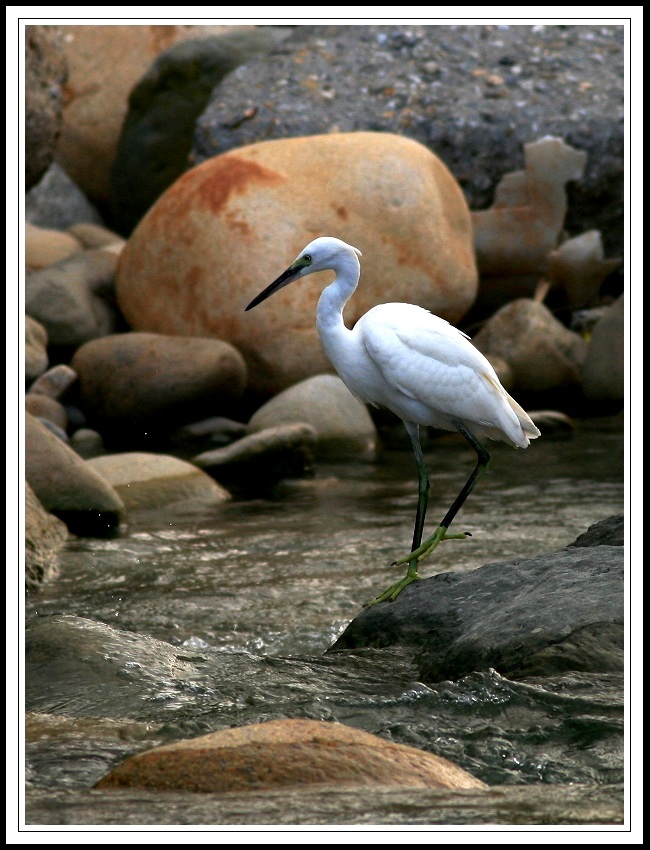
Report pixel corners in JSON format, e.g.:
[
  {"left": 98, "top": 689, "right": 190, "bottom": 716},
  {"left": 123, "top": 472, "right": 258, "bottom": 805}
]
[{"left": 245, "top": 236, "right": 362, "bottom": 311}]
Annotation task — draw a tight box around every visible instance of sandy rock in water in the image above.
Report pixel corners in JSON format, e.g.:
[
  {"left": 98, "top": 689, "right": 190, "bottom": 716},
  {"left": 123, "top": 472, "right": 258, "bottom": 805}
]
[
  {"left": 95, "top": 718, "right": 486, "bottom": 793},
  {"left": 86, "top": 452, "right": 230, "bottom": 510}
]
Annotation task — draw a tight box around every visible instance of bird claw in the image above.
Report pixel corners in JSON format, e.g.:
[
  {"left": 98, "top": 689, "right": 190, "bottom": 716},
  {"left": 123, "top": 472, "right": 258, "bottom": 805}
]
[
  {"left": 367, "top": 527, "right": 472, "bottom": 605},
  {"left": 391, "top": 527, "right": 471, "bottom": 567},
  {"left": 365, "top": 572, "right": 420, "bottom": 606}
]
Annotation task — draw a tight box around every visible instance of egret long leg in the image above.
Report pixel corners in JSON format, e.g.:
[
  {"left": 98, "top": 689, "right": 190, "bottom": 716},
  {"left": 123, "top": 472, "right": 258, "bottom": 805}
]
[
  {"left": 400, "top": 424, "right": 490, "bottom": 565},
  {"left": 404, "top": 421, "right": 430, "bottom": 554},
  {"left": 365, "top": 422, "right": 428, "bottom": 606},
  {"left": 367, "top": 424, "right": 490, "bottom": 606}
]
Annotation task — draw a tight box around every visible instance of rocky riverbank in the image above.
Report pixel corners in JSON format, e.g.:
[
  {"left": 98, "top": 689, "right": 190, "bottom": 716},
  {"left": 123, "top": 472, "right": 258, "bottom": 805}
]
[{"left": 19, "top": 20, "right": 630, "bottom": 833}]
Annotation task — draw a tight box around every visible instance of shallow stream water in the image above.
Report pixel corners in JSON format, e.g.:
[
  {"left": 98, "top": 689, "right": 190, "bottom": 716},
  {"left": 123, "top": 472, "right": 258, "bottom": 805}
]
[{"left": 21, "top": 414, "right": 628, "bottom": 830}]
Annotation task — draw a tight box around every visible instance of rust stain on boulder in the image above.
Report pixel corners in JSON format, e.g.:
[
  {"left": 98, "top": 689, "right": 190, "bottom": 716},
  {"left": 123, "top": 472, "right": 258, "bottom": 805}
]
[
  {"left": 141, "top": 155, "right": 285, "bottom": 236},
  {"left": 193, "top": 155, "right": 286, "bottom": 216}
]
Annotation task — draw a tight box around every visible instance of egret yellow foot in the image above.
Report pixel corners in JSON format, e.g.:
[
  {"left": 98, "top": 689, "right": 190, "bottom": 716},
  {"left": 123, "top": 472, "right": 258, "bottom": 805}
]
[
  {"left": 365, "top": 561, "right": 420, "bottom": 606},
  {"left": 392, "top": 525, "right": 471, "bottom": 567},
  {"left": 366, "top": 526, "right": 471, "bottom": 606}
]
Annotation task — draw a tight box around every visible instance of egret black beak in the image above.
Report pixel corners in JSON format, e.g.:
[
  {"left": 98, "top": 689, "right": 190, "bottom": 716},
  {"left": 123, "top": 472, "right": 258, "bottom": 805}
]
[{"left": 245, "top": 256, "right": 310, "bottom": 311}]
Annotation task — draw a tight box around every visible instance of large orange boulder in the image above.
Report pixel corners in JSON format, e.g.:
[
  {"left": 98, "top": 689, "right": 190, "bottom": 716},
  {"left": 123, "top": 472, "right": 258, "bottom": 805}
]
[{"left": 115, "top": 132, "right": 477, "bottom": 397}]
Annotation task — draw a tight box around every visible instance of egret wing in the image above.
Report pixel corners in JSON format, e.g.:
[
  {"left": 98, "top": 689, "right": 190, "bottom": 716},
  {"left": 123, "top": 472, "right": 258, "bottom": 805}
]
[{"left": 358, "top": 305, "right": 522, "bottom": 438}]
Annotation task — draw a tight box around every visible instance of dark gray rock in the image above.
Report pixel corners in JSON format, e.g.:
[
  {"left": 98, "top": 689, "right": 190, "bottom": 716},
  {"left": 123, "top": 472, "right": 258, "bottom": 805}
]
[
  {"left": 110, "top": 27, "right": 292, "bottom": 233},
  {"left": 193, "top": 422, "right": 317, "bottom": 491},
  {"left": 26, "top": 162, "right": 106, "bottom": 229},
  {"left": 166, "top": 415, "right": 248, "bottom": 455},
  {"left": 193, "top": 24, "right": 624, "bottom": 263},
  {"left": 329, "top": 516, "right": 624, "bottom": 682},
  {"left": 569, "top": 513, "right": 623, "bottom": 548}
]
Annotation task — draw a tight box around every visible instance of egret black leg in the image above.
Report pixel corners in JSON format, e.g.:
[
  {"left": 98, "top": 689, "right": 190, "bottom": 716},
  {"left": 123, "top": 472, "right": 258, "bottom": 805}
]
[
  {"left": 365, "top": 421, "right": 428, "bottom": 606},
  {"left": 440, "top": 424, "right": 490, "bottom": 531},
  {"left": 397, "top": 423, "right": 490, "bottom": 565},
  {"left": 404, "top": 421, "right": 430, "bottom": 553},
  {"left": 366, "top": 423, "right": 490, "bottom": 606}
]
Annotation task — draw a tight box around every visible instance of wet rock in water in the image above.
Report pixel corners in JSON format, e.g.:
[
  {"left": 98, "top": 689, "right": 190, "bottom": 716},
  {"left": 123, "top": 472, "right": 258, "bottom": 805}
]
[
  {"left": 330, "top": 516, "right": 624, "bottom": 682},
  {"left": 70, "top": 332, "right": 247, "bottom": 448},
  {"left": 24, "top": 482, "right": 68, "bottom": 589},
  {"left": 247, "top": 374, "right": 377, "bottom": 460},
  {"left": 25, "top": 412, "right": 125, "bottom": 537},
  {"left": 94, "top": 718, "right": 486, "bottom": 793},
  {"left": 23, "top": 780, "right": 625, "bottom": 826},
  {"left": 114, "top": 131, "right": 477, "bottom": 398},
  {"left": 23, "top": 615, "right": 214, "bottom": 718},
  {"left": 86, "top": 452, "right": 230, "bottom": 511},
  {"left": 193, "top": 422, "right": 317, "bottom": 489}
]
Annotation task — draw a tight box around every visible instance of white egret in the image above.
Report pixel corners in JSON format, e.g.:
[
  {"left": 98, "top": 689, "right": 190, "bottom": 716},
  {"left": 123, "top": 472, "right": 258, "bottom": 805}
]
[{"left": 245, "top": 237, "right": 540, "bottom": 605}]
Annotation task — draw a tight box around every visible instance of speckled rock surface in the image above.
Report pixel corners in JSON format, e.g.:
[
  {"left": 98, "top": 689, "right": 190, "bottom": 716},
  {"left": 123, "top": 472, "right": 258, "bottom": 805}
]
[{"left": 194, "top": 24, "right": 624, "bottom": 263}]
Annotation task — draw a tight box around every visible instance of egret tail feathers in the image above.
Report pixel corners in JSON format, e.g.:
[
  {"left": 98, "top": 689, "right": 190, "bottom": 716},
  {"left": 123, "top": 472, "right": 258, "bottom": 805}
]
[{"left": 481, "top": 372, "right": 541, "bottom": 447}]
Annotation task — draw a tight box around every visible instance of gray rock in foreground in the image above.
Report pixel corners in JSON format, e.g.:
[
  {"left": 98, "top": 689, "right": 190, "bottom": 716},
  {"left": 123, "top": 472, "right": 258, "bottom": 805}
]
[{"left": 329, "top": 516, "right": 624, "bottom": 681}]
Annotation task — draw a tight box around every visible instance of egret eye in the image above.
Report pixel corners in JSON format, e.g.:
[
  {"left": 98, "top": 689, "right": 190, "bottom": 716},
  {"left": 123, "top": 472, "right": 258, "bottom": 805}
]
[{"left": 303, "top": 254, "right": 312, "bottom": 264}]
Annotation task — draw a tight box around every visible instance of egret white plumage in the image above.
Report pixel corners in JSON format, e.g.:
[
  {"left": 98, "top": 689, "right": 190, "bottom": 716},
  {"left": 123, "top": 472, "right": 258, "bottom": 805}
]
[{"left": 246, "top": 236, "right": 540, "bottom": 605}]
